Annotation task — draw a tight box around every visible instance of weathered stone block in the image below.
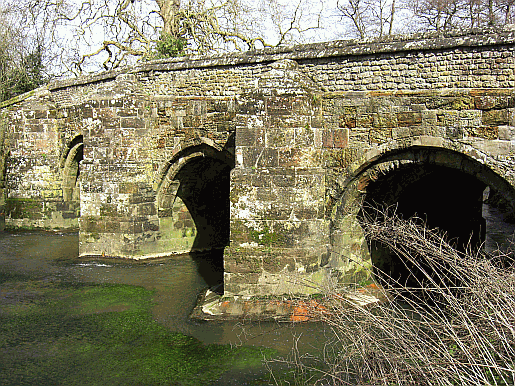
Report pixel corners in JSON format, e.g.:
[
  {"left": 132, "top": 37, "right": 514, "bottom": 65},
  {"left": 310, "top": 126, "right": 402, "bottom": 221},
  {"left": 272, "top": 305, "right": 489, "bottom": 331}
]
[
  {"left": 226, "top": 272, "right": 260, "bottom": 285},
  {"left": 323, "top": 148, "right": 359, "bottom": 168},
  {"left": 241, "top": 147, "right": 261, "bottom": 168},
  {"left": 425, "top": 96, "right": 475, "bottom": 110},
  {"left": 256, "top": 148, "right": 278, "bottom": 168},
  {"left": 474, "top": 95, "right": 514, "bottom": 110},
  {"left": 397, "top": 111, "right": 422, "bottom": 126},
  {"left": 498, "top": 125, "right": 515, "bottom": 140},
  {"left": 333, "top": 128, "right": 349, "bottom": 148},
  {"left": 105, "top": 219, "right": 121, "bottom": 232},
  {"left": 263, "top": 252, "right": 295, "bottom": 274},
  {"left": 80, "top": 217, "right": 105, "bottom": 233},
  {"left": 266, "top": 128, "right": 295, "bottom": 147},
  {"left": 369, "top": 127, "right": 393, "bottom": 143},
  {"left": 143, "top": 220, "right": 159, "bottom": 232},
  {"left": 339, "top": 107, "right": 357, "bottom": 128},
  {"left": 266, "top": 206, "right": 294, "bottom": 221},
  {"left": 373, "top": 113, "right": 397, "bottom": 128},
  {"left": 271, "top": 170, "right": 295, "bottom": 187},
  {"left": 293, "top": 207, "right": 319, "bottom": 220},
  {"left": 138, "top": 203, "right": 157, "bottom": 216},
  {"left": 118, "top": 182, "right": 139, "bottom": 195},
  {"left": 100, "top": 116, "right": 120, "bottom": 129},
  {"left": 278, "top": 148, "right": 322, "bottom": 168},
  {"left": 34, "top": 110, "right": 49, "bottom": 119},
  {"left": 117, "top": 107, "right": 140, "bottom": 117},
  {"left": 99, "top": 203, "right": 119, "bottom": 216},
  {"left": 266, "top": 97, "right": 294, "bottom": 115},
  {"left": 466, "top": 126, "right": 499, "bottom": 139},
  {"left": 322, "top": 129, "right": 334, "bottom": 148},
  {"left": 356, "top": 114, "right": 374, "bottom": 127},
  {"left": 483, "top": 109, "right": 509, "bottom": 126},
  {"left": 224, "top": 252, "right": 262, "bottom": 273},
  {"left": 251, "top": 173, "right": 271, "bottom": 188},
  {"left": 256, "top": 187, "right": 277, "bottom": 202},
  {"left": 235, "top": 128, "right": 257, "bottom": 146},
  {"left": 229, "top": 220, "right": 251, "bottom": 244}
]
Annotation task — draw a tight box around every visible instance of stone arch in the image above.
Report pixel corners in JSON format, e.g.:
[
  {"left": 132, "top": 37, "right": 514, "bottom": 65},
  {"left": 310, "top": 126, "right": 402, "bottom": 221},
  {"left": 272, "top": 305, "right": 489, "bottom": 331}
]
[
  {"left": 156, "top": 137, "right": 234, "bottom": 207},
  {"left": 60, "top": 135, "right": 83, "bottom": 203},
  {"left": 329, "top": 140, "right": 515, "bottom": 285},
  {"left": 155, "top": 139, "right": 235, "bottom": 254},
  {"left": 156, "top": 140, "right": 234, "bottom": 290},
  {"left": 334, "top": 141, "right": 515, "bottom": 217}
]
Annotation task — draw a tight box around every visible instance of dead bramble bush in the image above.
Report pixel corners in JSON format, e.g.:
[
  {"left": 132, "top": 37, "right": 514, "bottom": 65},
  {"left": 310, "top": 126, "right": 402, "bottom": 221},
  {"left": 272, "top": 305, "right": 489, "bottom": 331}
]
[{"left": 272, "top": 209, "right": 515, "bottom": 386}]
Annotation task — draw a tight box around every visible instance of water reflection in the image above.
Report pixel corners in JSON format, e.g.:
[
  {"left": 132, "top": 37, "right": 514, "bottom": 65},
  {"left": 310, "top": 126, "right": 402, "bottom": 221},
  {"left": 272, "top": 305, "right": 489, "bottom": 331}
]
[{"left": 483, "top": 204, "right": 515, "bottom": 255}]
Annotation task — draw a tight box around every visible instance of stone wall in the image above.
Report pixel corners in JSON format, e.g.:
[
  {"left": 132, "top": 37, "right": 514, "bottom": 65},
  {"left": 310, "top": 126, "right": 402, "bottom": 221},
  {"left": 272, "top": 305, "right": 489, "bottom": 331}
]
[
  {"left": 0, "top": 88, "right": 81, "bottom": 230},
  {"left": 2, "top": 27, "right": 515, "bottom": 296}
]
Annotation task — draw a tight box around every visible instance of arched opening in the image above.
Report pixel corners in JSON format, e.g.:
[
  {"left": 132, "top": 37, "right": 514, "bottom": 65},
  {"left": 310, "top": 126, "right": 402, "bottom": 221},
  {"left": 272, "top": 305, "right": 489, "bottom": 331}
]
[
  {"left": 361, "top": 163, "right": 487, "bottom": 286},
  {"left": 337, "top": 146, "right": 515, "bottom": 288},
  {"left": 157, "top": 142, "right": 234, "bottom": 292},
  {"left": 61, "top": 135, "right": 83, "bottom": 204}
]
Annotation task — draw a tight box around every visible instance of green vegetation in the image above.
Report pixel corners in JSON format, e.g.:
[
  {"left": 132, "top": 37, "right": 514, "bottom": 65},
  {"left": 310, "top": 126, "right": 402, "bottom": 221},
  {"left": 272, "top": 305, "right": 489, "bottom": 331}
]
[
  {"left": 0, "top": 279, "right": 275, "bottom": 386},
  {"left": 0, "top": 39, "right": 46, "bottom": 103},
  {"left": 154, "top": 34, "right": 188, "bottom": 59},
  {"left": 249, "top": 224, "right": 284, "bottom": 247}
]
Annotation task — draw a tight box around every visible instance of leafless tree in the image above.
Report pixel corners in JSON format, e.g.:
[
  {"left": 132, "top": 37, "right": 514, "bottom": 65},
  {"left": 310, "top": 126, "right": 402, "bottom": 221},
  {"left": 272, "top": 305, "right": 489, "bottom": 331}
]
[
  {"left": 336, "top": 0, "right": 401, "bottom": 38},
  {"left": 336, "top": 0, "right": 369, "bottom": 38},
  {"left": 408, "top": 0, "right": 515, "bottom": 31},
  {"left": 498, "top": 0, "right": 515, "bottom": 22},
  {"left": 10, "top": 0, "right": 328, "bottom": 76},
  {"left": 0, "top": 2, "right": 47, "bottom": 101},
  {"left": 410, "top": 0, "right": 464, "bottom": 30}
]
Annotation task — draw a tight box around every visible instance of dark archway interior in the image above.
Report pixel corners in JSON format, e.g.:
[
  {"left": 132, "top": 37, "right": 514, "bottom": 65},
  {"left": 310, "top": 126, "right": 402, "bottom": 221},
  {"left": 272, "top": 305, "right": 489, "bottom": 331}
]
[
  {"left": 173, "top": 156, "right": 232, "bottom": 291},
  {"left": 361, "top": 164, "right": 487, "bottom": 287}
]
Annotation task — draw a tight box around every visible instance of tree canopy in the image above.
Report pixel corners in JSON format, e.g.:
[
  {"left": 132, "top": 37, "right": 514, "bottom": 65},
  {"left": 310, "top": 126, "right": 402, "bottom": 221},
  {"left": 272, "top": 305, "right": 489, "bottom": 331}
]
[{"left": 40, "top": 0, "right": 329, "bottom": 75}]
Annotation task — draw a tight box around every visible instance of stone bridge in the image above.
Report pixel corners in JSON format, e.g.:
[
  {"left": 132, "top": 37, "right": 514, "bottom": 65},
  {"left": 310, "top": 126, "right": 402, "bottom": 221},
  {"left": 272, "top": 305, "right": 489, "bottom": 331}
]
[{"left": 1, "top": 27, "right": 515, "bottom": 296}]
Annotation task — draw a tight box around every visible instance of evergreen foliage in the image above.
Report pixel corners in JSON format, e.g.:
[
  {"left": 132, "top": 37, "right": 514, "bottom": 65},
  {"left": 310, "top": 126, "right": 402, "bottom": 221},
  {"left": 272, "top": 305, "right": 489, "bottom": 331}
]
[
  {"left": 154, "top": 34, "right": 188, "bottom": 58},
  {"left": 0, "top": 16, "right": 46, "bottom": 103}
]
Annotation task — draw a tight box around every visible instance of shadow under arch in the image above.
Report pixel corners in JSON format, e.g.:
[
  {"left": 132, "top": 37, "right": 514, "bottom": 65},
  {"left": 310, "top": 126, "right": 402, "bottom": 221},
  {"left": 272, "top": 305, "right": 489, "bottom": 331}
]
[
  {"left": 60, "top": 135, "right": 83, "bottom": 204},
  {"left": 331, "top": 145, "right": 515, "bottom": 287},
  {"left": 156, "top": 140, "right": 235, "bottom": 292}
]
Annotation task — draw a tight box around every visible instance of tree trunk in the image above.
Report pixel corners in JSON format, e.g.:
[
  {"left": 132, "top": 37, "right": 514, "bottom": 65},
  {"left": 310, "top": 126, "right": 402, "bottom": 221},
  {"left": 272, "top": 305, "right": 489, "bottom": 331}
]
[
  {"left": 389, "top": 0, "right": 395, "bottom": 35},
  {"left": 488, "top": 0, "right": 495, "bottom": 25},
  {"left": 156, "top": 0, "right": 181, "bottom": 37}
]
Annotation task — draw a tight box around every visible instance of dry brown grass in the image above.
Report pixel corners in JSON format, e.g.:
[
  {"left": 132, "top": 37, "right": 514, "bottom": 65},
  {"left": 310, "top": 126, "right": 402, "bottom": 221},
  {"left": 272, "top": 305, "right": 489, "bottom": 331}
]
[{"left": 274, "top": 209, "right": 515, "bottom": 386}]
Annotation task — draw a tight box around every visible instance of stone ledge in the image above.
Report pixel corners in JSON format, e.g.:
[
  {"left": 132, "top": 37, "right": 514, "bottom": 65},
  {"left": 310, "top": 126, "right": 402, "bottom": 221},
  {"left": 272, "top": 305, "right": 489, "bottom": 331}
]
[
  {"left": 191, "top": 283, "right": 389, "bottom": 322},
  {"left": 48, "top": 26, "right": 515, "bottom": 92}
]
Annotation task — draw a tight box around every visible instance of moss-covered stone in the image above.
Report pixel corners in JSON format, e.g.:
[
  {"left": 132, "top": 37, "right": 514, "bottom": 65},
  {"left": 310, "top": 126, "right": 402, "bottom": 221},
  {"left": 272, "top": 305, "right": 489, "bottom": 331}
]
[{"left": 249, "top": 224, "right": 285, "bottom": 247}]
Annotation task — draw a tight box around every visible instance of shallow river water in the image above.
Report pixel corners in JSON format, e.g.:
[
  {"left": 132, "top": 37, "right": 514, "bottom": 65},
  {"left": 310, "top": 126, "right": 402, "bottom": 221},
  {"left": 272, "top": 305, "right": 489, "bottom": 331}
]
[{"left": 0, "top": 231, "right": 333, "bottom": 385}]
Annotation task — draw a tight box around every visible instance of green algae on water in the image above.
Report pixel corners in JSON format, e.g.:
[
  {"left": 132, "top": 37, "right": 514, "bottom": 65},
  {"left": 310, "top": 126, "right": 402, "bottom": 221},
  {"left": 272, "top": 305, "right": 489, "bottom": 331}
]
[{"left": 0, "top": 280, "right": 276, "bottom": 386}]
